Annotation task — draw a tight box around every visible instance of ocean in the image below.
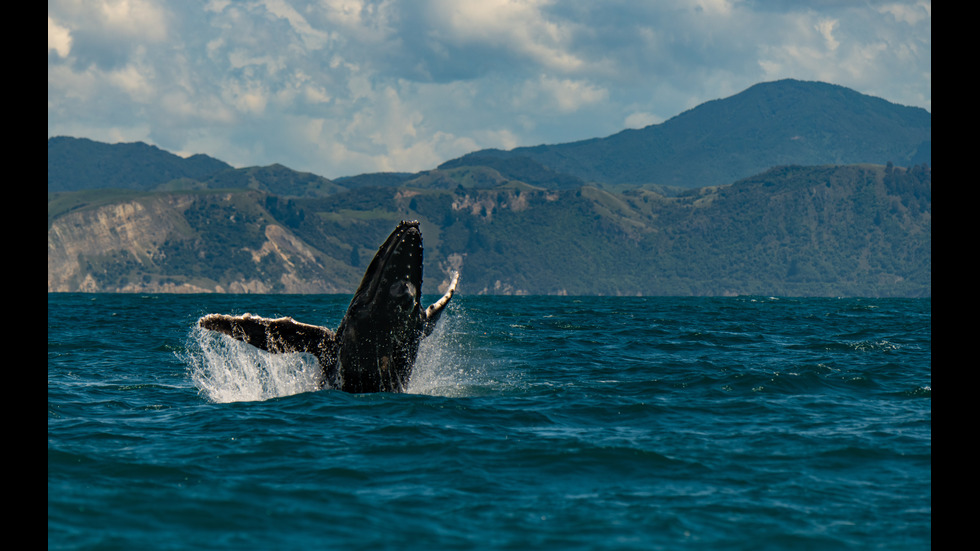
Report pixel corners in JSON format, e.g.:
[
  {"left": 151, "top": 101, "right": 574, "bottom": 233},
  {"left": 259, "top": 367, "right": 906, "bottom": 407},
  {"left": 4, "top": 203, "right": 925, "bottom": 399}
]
[{"left": 48, "top": 293, "right": 931, "bottom": 550}]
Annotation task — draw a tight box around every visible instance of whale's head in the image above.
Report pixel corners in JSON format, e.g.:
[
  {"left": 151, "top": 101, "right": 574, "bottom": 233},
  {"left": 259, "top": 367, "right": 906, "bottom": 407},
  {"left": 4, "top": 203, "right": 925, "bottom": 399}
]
[
  {"left": 349, "top": 220, "right": 424, "bottom": 316},
  {"left": 335, "top": 220, "right": 426, "bottom": 392}
]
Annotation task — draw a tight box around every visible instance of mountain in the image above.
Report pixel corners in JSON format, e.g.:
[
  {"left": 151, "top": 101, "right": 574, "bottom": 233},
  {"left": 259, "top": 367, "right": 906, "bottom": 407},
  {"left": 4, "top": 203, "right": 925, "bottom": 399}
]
[
  {"left": 47, "top": 80, "right": 930, "bottom": 195},
  {"left": 437, "top": 155, "right": 586, "bottom": 190},
  {"left": 445, "top": 79, "right": 931, "bottom": 189},
  {"left": 46, "top": 79, "right": 931, "bottom": 296},
  {"left": 333, "top": 172, "right": 416, "bottom": 189},
  {"left": 48, "top": 137, "right": 344, "bottom": 198},
  {"left": 193, "top": 164, "right": 346, "bottom": 197},
  {"left": 47, "top": 136, "right": 233, "bottom": 192},
  {"left": 47, "top": 163, "right": 931, "bottom": 296}
]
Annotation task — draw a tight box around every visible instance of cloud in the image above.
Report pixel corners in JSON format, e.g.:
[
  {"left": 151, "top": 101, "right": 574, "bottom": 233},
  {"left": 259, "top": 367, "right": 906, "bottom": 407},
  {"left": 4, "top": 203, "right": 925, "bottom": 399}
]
[
  {"left": 427, "top": 0, "right": 587, "bottom": 73},
  {"left": 624, "top": 111, "right": 661, "bottom": 129},
  {"left": 262, "top": 0, "right": 331, "bottom": 50},
  {"left": 48, "top": 0, "right": 931, "bottom": 179},
  {"left": 878, "top": 1, "right": 931, "bottom": 25},
  {"left": 98, "top": 0, "right": 170, "bottom": 42},
  {"left": 516, "top": 75, "right": 608, "bottom": 114},
  {"left": 757, "top": 4, "right": 930, "bottom": 102},
  {"left": 48, "top": 17, "right": 73, "bottom": 58},
  {"left": 815, "top": 18, "right": 840, "bottom": 51}
]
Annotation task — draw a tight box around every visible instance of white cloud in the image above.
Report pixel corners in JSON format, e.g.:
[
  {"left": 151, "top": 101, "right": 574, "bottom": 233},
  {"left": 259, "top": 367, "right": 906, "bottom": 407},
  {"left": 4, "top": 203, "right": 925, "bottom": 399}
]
[
  {"left": 225, "top": 82, "right": 269, "bottom": 115},
  {"left": 428, "top": 0, "right": 586, "bottom": 73},
  {"left": 878, "top": 1, "right": 931, "bottom": 25},
  {"left": 48, "top": 0, "right": 931, "bottom": 178},
  {"left": 48, "top": 17, "right": 73, "bottom": 58},
  {"left": 321, "top": 0, "right": 371, "bottom": 27},
  {"left": 106, "top": 57, "right": 156, "bottom": 102},
  {"left": 518, "top": 75, "right": 608, "bottom": 113},
  {"left": 98, "top": 0, "right": 170, "bottom": 42},
  {"left": 694, "top": 0, "right": 734, "bottom": 17},
  {"left": 815, "top": 18, "right": 840, "bottom": 52},
  {"left": 624, "top": 111, "right": 660, "bottom": 129},
  {"left": 262, "top": 0, "right": 331, "bottom": 50}
]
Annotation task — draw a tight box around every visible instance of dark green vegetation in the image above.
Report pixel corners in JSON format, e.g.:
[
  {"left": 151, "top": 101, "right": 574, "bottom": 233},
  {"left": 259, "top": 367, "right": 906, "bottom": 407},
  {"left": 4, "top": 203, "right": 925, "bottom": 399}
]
[{"left": 47, "top": 80, "right": 931, "bottom": 296}]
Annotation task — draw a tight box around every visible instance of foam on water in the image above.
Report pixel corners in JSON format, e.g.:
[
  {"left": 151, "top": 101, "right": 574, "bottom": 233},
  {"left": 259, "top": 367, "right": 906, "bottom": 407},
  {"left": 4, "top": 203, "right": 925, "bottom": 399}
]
[
  {"left": 183, "top": 326, "right": 323, "bottom": 403},
  {"left": 183, "top": 303, "right": 489, "bottom": 402},
  {"left": 408, "top": 304, "right": 491, "bottom": 397}
]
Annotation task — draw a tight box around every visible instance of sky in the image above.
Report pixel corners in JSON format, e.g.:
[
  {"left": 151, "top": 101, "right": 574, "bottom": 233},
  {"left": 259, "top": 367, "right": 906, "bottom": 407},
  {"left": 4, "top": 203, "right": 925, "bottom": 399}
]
[{"left": 48, "top": 0, "right": 931, "bottom": 180}]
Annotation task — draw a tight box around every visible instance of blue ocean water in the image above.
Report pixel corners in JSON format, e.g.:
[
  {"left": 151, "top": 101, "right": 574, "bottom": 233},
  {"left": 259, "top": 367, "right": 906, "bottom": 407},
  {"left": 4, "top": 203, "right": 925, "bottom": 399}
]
[{"left": 48, "top": 293, "right": 931, "bottom": 550}]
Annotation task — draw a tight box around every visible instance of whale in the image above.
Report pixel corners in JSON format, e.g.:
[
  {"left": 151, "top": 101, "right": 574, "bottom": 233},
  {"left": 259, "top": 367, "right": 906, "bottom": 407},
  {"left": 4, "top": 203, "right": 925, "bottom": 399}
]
[{"left": 198, "top": 220, "right": 459, "bottom": 393}]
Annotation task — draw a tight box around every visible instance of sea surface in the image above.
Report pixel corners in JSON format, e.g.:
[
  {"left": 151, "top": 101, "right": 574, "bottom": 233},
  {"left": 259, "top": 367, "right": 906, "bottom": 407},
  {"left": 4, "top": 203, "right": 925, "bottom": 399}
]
[{"left": 48, "top": 293, "right": 931, "bottom": 550}]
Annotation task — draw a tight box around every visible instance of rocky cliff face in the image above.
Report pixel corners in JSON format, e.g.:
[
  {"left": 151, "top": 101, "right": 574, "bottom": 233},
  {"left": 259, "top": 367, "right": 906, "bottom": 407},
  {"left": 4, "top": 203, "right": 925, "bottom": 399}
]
[
  {"left": 47, "top": 192, "right": 355, "bottom": 293},
  {"left": 48, "top": 163, "right": 931, "bottom": 297},
  {"left": 48, "top": 195, "right": 193, "bottom": 292}
]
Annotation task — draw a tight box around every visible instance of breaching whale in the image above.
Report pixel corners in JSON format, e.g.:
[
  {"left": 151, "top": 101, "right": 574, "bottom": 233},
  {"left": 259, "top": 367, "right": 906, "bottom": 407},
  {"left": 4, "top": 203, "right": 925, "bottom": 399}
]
[{"left": 198, "top": 220, "right": 459, "bottom": 393}]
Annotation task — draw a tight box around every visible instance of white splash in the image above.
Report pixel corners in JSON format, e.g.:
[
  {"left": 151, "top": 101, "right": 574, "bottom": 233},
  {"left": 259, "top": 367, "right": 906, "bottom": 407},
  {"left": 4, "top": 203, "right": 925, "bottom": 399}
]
[
  {"left": 409, "top": 303, "right": 511, "bottom": 397},
  {"left": 408, "top": 317, "right": 473, "bottom": 397},
  {"left": 183, "top": 326, "right": 323, "bottom": 403},
  {"left": 182, "top": 304, "right": 484, "bottom": 403}
]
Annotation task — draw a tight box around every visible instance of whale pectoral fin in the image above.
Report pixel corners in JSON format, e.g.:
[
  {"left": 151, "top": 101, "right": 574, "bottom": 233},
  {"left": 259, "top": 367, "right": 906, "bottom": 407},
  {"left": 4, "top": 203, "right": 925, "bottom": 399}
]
[
  {"left": 199, "top": 313, "right": 335, "bottom": 355},
  {"left": 423, "top": 271, "right": 459, "bottom": 337}
]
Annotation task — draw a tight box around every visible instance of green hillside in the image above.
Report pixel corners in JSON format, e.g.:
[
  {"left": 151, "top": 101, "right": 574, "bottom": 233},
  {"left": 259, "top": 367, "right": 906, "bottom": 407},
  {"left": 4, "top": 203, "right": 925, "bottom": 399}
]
[{"left": 47, "top": 163, "right": 930, "bottom": 296}]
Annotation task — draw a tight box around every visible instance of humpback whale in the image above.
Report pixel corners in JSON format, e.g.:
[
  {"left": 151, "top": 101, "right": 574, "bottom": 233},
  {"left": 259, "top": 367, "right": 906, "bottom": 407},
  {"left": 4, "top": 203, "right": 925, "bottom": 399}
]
[{"left": 198, "top": 220, "right": 459, "bottom": 393}]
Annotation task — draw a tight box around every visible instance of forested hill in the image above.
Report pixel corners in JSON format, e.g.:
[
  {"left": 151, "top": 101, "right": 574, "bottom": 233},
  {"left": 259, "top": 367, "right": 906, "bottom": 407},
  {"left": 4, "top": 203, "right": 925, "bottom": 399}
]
[{"left": 48, "top": 163, "right": 931, "bottom": 297}]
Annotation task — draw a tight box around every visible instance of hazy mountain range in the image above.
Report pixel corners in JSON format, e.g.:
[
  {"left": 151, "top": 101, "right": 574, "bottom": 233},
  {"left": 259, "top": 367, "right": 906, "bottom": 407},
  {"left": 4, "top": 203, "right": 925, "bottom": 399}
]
[{"left": 47, "top": 79, "right": 931, "bottom": 296}]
